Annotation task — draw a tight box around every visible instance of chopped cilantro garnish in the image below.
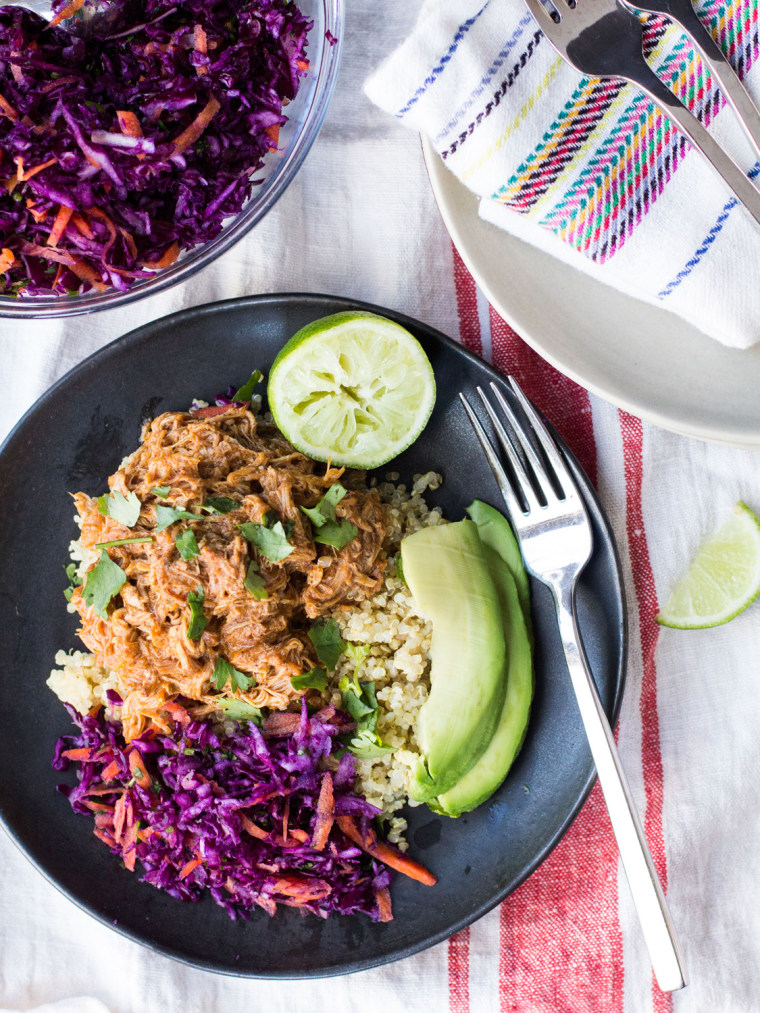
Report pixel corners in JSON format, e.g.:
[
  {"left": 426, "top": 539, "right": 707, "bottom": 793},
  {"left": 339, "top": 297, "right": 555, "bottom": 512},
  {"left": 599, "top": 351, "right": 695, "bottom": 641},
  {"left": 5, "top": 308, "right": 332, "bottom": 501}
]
[
  {"left": 339, "top": 642, "right": 372, "bottom": 695},
  {"left": 151, "top": 485, "right": 171, "bottom": 497},
  {"left": 202, "top": 497, "right": 239, "bottom": 514},
  {"left": 301, "top": 485, "right": 358, "bottom": 548},
  {"left": 395, "top": 552, "right": 407, "bottom": 586},
  {"left": 94, "top": 536, "right": 154, "bottom": 548},
  {"left": 238, "top": 520, "right": 294, "bottom": 562},
  {"left": 290, "top": 668, "right": 327, "bottom": 691},
  {"left": 215, "top": 698, "right": 263, "bottom": 723},
  {"left": 212, "top": 656, "right": 253, "bottom": 692},
  {"left": 155, "top": 504, "right": 205, "bottom": 532},
  {"left": 97, "top": 490, "right": 142, "bottom": 527},
  {"left": 308, "top": 618, "right": 345, "bottom": 671},
  {"left": 300, "top": 483, "right": 347, "bottom": 527},
  {"left": 232, "top": 368, "right": 264, "bottom": 402},
  {"left": 175, "top": 528, "right": 199, "bottom": 561},
  {"left": 348, "top": 728, "right": 396, "bottom": 759},
  {"left": 313, "top": 519, "right": 358, "bottom": 549},
  {"left": 340, "top": 679, "right": 395, "bottom": 760},
  {"left": 63, "top": 562, "right": 82, "bottom": 602},
  {"left": 187, "top": 586, "right": 208, "bottom": 640},
  {"left": 244, "top": 560, "right": 268, "bottom": 599},
  {"left": 82, "top": 550, "right": 127, "bottom": 618}
]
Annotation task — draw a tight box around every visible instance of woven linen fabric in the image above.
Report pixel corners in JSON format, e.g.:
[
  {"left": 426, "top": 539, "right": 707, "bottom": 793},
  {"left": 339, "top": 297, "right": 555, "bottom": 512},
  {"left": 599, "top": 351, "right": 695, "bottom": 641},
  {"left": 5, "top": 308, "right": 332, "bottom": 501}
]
[
  {"left": 3, "top": 4, "right": 760, "bottom": 1012},
  {"left": 365, "top": 0, "right": 760, "bottom": 349}
]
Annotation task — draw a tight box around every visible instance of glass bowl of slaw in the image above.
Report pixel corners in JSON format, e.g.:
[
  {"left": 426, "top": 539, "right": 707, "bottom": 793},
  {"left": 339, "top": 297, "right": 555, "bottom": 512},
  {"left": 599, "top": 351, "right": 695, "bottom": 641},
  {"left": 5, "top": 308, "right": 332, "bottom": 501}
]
[{"left": 0, "top": 0, "right": 342, "bottom": 318}]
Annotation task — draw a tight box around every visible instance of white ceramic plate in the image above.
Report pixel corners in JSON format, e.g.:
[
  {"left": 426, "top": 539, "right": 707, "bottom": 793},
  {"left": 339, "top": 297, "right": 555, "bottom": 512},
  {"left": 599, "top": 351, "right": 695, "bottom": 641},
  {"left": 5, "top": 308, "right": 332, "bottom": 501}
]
[{"left": 422, "top": 136, "right": 760, "bottom": 449}]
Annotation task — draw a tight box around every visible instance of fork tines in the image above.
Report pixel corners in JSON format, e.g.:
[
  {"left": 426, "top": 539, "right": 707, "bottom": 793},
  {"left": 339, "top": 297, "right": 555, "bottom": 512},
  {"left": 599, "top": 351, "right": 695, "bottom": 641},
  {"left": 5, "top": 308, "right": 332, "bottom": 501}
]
[{"left": 459, "top": 378, "right": 580, "bottom": 518}]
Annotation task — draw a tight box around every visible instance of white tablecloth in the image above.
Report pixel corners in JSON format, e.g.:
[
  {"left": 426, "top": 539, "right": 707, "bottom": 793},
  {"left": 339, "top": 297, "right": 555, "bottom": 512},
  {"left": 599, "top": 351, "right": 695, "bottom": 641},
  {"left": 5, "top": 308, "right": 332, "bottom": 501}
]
[{"left": 2, "top": 4, "right": 760, "bottom": 1012}]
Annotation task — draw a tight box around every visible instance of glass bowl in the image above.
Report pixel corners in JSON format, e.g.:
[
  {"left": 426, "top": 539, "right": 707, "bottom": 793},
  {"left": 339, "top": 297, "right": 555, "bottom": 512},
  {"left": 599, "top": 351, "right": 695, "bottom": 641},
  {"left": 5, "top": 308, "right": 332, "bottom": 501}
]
[{"left": 0, "top": 0, "right": 343, "bottom": 319}]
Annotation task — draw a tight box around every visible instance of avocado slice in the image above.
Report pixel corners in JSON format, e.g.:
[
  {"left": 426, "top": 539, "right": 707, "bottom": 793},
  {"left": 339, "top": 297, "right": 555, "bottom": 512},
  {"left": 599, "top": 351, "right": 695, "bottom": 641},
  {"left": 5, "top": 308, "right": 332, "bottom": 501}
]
[
  {"left": 466, "top": 499, "right": 532, "bottom": 630},
  {"left": 432, "top": 503, "right": 534, "bottom": 816},
  {"left": 402, "top": 520, "right": 508, "bottom": 802}
]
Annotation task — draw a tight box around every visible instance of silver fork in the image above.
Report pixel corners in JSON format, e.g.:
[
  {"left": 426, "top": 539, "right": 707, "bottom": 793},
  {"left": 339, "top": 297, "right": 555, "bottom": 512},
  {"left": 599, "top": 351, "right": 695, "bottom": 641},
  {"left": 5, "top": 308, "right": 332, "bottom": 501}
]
[
  {"left": 460, "top": 378, "right": 687, "bottom": 994},
  {"left": 524, "top": 0, "right": 760, "bottom": 227},
  {"left": 621, "top": 0, "right": 760, "bottom": 162}
]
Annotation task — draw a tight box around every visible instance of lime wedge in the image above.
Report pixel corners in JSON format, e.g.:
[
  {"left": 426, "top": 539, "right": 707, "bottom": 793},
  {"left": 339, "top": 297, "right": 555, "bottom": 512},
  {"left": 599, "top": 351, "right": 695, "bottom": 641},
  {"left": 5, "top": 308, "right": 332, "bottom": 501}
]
[
  {"left": 267, "top": 311, "right": 436, "bottom": 469},
  {"left": 656, "top": 501, "right": 760, "bottom": 628}
]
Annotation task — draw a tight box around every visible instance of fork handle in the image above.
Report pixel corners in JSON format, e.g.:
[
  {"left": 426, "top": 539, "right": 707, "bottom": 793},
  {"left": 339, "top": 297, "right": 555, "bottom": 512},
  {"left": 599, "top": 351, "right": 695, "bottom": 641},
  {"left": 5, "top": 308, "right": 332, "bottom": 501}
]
[
  {"left": 621, "top": 60, "right": 760, "bottom": 225},
  {"left": 553, "top": 578, "right": 687, "bottom": 993},
  {"left": 658, "top": 2, "right": 760, "bottom": 163}
]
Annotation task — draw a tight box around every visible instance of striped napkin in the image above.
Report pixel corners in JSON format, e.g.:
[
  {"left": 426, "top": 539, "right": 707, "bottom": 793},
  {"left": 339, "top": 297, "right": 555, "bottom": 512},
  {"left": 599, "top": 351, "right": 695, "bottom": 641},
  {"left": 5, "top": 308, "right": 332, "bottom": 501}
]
[{"left": 365, "top": 0, "right": 760, "bottom": 349}]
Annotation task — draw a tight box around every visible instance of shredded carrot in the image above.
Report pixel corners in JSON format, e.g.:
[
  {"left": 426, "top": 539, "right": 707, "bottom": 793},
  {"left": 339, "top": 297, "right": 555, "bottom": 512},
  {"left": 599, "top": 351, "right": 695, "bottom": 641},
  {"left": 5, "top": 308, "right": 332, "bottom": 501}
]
[
  {"left": 119, "top": 228, "right": 137, "bottom": 259},
  {"left": 172, "top": 94, "right": 220, "bottom": 153},
  {"left": 375, "top": 886, "right": 393, "bottom": 923},
  {"left": 71, "top": 212, "right": 94, "bottom": 239},
  {"left": 93, "top": 828, "right": 115, "bottom": 847},
  {"left": 194, "top": 24, "right": 208, "bottom": 74},
  {"left": 295, "top": 59, "right": 309, "bottom": 72},
  {"left": 289, "top": 828, "right": 309, "bottom": 843},
  {"left": 101, "top": 758, "right": 121, "bottom": 782},
  {"left": 270, "top": 874, "right": 331, "bottom": 902},
  {"left": 179, "top": 856, "right": 203, "bottom": 880},
  {"left": 127, "top": 749, "right": 152, "bottom": 790},
  {"left": 311, "top": 772, "right": 334, "bottom": 851},
  {"left": 52, "top": 263, "right": 63, "bottom": 290},
  {"left": 265, "top": 123, "right": 280, "bottom": 151},
  {"left": 113, "top": 792, "right": 126, "bottom": 843},
  {"left": 15, "top": 155, "right": 57, "bottom": 181},
  {"left": 336, "top": 815, "right": 437, "bottom": 886},
  {"left": 163, "top": 699, "right": 191, "bottom": 725},
  {"left": 83, "top": 800, "right": 115, "bottom": 814},
  {"left": 62, "top": 746, "right": 93, "bottom": 761},
  {"left": 140, "top": 240, "right": 179, "bottom": 270},
  {"left": 0, "top": 93, "right": 18, "bottom": 121},
  {"left": 122, "top": 820, "right": 138, "bottom": 871},
  {"left": 69, "top": 257, "right": 107, "bottom": 290},
  {"left": 0, "top": 248, "right": 14, "bottom": 274},
  {"left": 116, "top": 110, "right": 142, "bottom": 137},
  {"left": 240, "top": 814, "right": 269, "bottom": 840},
  {"left": 47, "top": 204, "right": 73, "bottom": 247},
  {"left": 48, "top": 0, "right": 84, "bottom": 29}
]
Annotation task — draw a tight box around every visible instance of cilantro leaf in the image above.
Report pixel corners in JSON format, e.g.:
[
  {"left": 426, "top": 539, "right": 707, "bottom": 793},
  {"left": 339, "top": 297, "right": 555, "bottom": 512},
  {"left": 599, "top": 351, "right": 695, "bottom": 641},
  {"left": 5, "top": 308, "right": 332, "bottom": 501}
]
[
  {"left": 313, "top": 519, "right": 358, "bottom": 550},
  {"left": 95, "top": 536, "right": 154, "bottom": 548},
  {"left": 175, "top": 528, "right": 199, "bottom": 561},
  {"left": 342, "top": 687, "right": 375, "bottom": 722},
  {"left": 63, "top": 562, "right": 82, "bottom": 602},
  {"left": 151, "top": 485, "right": 171, "bottom": 497},
  {"left": 395, "top": 552, "right": 407, "bottom": 587},
  {"left": 308, "top": 618, "right": 346, "bottom": 671},
  {"left": 290, "top": 668, "right": 327, "bottom": 691},
  {"left": 212, "top": 656, "right": 253, "bottom": 692},
  {"left": 244, "top": 561, "right": 268, "bottom": 599},
  {"left": 232, "top": 368, "right": 264, "bottom": 402},
  {"left": 202, "top": 497, "right": 239, "bottom": 515},
  {"left": 348, "top": 728, "right": 396, "bottom": 760},
  {"left": 215, "top": 698, "right": 262, "bottom": 724},
  {"left": 98, "top": 490, "right": 142, "bottom": 527},
  {"left": 187, "top": 586, "right": 208, "bottom": 640},
  {"left": 155, "top": 504, "right": 205, "bottom": 532},
  {"left": 238, "top": 520, "right": 294, "bottom": 562},
  {"left": 82, "top": 550, "right": 127, "bottom": 619},
  {"left": 301, "top": 483, "right": 347, "bottom": 528}
]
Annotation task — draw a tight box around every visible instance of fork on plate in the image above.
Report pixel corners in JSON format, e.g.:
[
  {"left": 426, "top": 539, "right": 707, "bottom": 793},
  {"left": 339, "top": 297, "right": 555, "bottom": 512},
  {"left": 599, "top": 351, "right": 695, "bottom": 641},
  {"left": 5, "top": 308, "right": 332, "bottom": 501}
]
[
  {"left": 523, "top": 0, "right": 760, "bottom": 227},
  {"left": 460, "top": 378, "right": 687, "bottom": 994},
  {"left": 621, "top": 0, "right": 760, "bottom": 162}
]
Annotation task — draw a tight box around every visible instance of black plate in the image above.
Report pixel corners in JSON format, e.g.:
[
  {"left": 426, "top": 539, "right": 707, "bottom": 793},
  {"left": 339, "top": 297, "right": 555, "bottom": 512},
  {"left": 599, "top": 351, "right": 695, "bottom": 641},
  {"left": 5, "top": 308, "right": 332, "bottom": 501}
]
[{"left": 0, "top": 293, "right": 626, "bottom": 977}]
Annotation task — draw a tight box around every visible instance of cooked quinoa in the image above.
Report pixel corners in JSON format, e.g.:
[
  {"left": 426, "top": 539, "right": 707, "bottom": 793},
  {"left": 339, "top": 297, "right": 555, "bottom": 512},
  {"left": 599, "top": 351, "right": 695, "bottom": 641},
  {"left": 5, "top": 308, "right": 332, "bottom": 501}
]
[{"left": 48, "top": 470, "right": 444, "bottom": 846}]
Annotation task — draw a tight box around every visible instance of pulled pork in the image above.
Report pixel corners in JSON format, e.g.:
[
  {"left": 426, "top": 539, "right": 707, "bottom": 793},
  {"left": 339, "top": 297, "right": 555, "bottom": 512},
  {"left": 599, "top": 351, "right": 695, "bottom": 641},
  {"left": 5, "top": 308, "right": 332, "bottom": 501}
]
[{"left": 71, "top": 406, "right": 387, "bottom": 740}]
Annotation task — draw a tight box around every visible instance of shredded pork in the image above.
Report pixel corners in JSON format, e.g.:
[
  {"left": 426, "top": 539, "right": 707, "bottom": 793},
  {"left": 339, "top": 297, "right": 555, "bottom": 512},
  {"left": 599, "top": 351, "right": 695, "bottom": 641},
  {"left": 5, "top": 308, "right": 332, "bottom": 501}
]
[{"left": 71, "top": 407, "right": 387, "bottom": 740}]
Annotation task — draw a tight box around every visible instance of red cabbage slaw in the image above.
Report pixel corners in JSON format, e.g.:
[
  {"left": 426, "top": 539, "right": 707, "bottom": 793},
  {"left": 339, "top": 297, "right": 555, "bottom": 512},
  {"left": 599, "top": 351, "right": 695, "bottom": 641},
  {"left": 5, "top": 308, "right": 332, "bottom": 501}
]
[
  {"left": 0, "top": 0, "right": 311, "bottom": 297},
  {"left": 53, "top": 699, "right": 402, "bottom": 921}
]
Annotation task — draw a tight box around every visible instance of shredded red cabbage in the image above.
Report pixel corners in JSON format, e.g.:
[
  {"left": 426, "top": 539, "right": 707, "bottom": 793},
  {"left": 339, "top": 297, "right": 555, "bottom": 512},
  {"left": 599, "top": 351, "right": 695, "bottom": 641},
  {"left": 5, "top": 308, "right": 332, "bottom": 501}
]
[
  {"left": 0, "top": 0, "right": 311, "bottom": 296},
  {"left": 53, "top": 700, "right": 396, "bottom": 921}
]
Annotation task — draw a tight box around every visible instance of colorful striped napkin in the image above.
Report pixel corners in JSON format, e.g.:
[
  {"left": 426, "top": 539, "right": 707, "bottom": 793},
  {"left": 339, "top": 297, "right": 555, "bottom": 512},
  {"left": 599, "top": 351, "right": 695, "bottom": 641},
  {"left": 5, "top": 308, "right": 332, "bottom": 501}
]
[{"left": 365, "top": 0, "right": 760, "bottom": 349}]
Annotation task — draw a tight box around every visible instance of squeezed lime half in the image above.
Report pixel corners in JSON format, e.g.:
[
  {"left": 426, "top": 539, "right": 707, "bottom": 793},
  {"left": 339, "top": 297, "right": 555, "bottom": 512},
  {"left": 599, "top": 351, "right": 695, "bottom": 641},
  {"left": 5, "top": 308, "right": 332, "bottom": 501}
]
[
  {"left": 656, "top": 501, "right": 760, "bottom": 629},
  {"left": 267, "top": 311, "right": 436, "bottom": 469}
]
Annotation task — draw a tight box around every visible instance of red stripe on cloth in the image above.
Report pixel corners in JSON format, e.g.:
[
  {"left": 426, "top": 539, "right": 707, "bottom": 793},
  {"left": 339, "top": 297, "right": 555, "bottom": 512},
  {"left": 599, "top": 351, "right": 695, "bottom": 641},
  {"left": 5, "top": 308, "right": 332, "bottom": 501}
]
[
  {"left": 452, "top": 242, "right": 483, "bottom": 357},
  {"left": 619, "top": 410, "right": 672, "bottom": 1013},
  {"left": 488, "top": 307, "right": 597, "bottom": 486},
  {"left": 449, "top": 927, "right": 471, "bottom": 1012},
  {"left": 489, "top": 307, "right": 624, "bottom": 1011}
]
